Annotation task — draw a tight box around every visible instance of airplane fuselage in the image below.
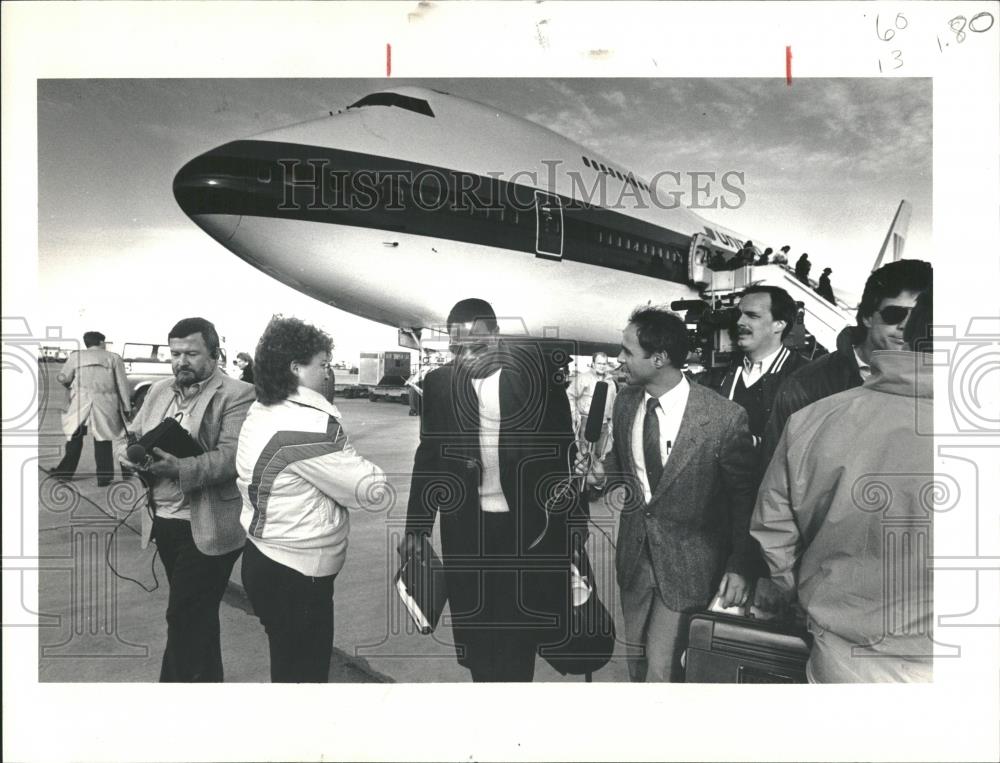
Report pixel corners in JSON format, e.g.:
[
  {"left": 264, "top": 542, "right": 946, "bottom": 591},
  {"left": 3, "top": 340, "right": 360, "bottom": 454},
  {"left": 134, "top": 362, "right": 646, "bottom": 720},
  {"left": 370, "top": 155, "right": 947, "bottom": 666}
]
[{"left": 174, "top": 86, "right": 851, "bottom": 353}]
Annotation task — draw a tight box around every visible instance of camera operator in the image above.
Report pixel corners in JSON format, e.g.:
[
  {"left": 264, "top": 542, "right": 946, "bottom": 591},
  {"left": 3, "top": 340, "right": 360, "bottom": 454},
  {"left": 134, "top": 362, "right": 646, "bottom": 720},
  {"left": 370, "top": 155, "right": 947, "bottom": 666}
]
[
  {"left": 697, "top": 285, "right": 808, "bottom": 448},
  {"left": 119, "top": 317, "right": 255, "bottom": 682}
]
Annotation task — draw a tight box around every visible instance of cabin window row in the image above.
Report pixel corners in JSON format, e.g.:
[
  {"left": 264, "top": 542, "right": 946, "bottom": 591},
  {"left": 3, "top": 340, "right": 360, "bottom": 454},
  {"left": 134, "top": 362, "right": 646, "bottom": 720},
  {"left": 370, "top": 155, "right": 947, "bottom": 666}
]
[
  {"left": 595, "top": 229, "right": 683, "bottom": 261},
  {"left": 581, "top": 156, "right": 651, "bottom": 193}
]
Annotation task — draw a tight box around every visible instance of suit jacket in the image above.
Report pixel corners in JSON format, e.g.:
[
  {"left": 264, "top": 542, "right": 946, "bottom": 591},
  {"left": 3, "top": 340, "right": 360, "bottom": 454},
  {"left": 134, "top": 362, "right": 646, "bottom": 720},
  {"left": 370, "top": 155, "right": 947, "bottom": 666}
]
[
  {"left": 604, "top": 382, "right": 758, "bottom": 612},
  {"left": 126, "top": 370, "right": 255, "bottom": 555},
  {"left": 405, "top": 340, "right": 587, "bottom": 638}
]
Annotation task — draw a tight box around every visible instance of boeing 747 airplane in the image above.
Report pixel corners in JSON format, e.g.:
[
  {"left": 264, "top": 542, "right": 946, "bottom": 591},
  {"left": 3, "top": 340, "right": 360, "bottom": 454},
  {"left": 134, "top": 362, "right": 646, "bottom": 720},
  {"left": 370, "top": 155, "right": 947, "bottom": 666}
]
[{"left": 173, "top": 86, "right": 910, "bottom": 355}]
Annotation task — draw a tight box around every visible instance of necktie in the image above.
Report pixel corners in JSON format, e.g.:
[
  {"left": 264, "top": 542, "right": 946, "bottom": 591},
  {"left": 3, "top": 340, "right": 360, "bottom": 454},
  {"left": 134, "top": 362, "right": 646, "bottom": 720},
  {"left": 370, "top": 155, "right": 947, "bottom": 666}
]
[{"left": 643, "top": 397, "right": 663, "bottom": 493}]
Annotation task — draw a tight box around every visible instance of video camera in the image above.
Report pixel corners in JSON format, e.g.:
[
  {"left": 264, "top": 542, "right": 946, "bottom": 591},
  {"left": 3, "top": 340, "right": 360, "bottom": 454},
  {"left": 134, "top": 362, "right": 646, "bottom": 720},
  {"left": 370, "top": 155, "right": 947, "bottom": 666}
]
[{"left": 672, "top": 298, "right": 741, "bottom": 370}]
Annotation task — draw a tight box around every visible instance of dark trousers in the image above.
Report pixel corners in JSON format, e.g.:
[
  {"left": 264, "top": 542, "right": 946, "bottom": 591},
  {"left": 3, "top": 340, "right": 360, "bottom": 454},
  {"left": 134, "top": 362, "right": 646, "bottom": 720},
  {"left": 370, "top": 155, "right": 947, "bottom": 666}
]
[
  {"left": 53, "top": 425, "right": 114, "bottom": 485},
  {"left": 460, "top": 512, "right": 539, "bottom": 683},
  {"left": 152, "top": 517, "right": 242, "bottom": 682},
  {"left": 241, "top": 539, "right": 336, "bottom": 683}
]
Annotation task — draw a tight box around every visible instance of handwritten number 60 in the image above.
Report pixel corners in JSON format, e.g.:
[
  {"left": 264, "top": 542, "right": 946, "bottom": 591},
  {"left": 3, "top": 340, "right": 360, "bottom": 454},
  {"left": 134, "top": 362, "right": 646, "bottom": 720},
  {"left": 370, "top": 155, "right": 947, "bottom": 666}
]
[{"left": 876, "top": 12, "right": 908, "bottom": 41}]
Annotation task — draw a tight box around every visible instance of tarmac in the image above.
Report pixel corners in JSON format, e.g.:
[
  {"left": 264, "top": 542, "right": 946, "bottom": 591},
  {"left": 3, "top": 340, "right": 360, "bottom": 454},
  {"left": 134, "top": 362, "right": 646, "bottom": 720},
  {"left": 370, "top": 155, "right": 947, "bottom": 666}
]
[{"left": 35, "top": 364, "right": 630, "bottom": 683}]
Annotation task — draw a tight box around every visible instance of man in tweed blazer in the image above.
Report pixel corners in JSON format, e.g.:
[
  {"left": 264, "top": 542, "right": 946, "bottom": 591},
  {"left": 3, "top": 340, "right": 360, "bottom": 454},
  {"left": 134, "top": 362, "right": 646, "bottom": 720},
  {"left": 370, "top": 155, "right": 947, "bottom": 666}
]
[
  {"left": 587, "top": 307, "right": 759, "bottom": 682},
  {"left": 121, "top": 317, "right": 254, "bottom": 681}
]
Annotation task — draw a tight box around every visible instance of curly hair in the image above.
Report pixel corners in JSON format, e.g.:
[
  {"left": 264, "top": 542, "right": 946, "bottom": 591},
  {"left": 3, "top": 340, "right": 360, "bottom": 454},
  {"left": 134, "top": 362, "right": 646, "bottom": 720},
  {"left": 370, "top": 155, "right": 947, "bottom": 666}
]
[{"left": 254, "top": 316, "right": 333, "bottom": 405}]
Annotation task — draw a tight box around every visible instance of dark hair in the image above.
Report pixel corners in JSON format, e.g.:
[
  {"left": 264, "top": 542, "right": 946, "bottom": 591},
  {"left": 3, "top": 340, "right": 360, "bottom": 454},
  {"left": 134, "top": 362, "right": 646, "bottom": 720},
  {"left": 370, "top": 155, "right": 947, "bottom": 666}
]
[
  {"left": 168, "top": 317, "right": 220, "bottom": 359},
  {"left": 857, "top": 259, "right": 933, "bottom": 340},
  {"left": 627, "top": 305, "right": 689, "bottom": 369},
  {"left": 741, "top": 285, "right": 797, "bottom": 339},
  {"left": 236, "top": 351, "right": 253, "bottom": 367},
  {"left": 83, "top": 331, "right": 105, "bottom": 348},
  {"left": 254, "top": 316, "right": 333, "bottom": 404},
  {"left": 446, "top": 298, "right": 498, "bottom": 334},
  {"left": 903, "top": 288, "right": 933, "bottom": 353}
]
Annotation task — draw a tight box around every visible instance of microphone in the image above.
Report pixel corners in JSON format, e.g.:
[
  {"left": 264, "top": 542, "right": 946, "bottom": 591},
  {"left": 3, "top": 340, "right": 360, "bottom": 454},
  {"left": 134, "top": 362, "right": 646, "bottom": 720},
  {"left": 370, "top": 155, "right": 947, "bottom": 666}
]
[
  {"left": 126, "top": 443, "right": 152, "bottom": 469},
  {"left": 584, "top": 381, "right": 609, "bottom": 444}
]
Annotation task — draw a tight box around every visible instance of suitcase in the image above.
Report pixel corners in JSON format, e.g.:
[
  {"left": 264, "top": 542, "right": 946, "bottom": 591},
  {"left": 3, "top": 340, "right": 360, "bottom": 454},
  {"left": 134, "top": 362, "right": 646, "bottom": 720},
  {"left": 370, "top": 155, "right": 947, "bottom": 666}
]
[{"left": 684, "top": 610, "right": 812, "bottom": 683}]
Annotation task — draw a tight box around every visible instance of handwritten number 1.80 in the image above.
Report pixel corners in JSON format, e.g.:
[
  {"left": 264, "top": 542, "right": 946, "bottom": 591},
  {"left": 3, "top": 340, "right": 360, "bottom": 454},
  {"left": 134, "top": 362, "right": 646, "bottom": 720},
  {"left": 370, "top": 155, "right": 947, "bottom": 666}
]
[{"left": 938, "top": 12, "right": 994, "bottom": 52}]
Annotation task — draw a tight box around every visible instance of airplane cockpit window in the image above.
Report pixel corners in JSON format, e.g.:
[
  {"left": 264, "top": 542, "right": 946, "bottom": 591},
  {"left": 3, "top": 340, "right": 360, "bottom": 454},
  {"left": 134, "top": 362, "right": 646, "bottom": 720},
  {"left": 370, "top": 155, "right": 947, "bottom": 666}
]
[{"left": 347, "top": 93, "right": 435, "bottom": 118}]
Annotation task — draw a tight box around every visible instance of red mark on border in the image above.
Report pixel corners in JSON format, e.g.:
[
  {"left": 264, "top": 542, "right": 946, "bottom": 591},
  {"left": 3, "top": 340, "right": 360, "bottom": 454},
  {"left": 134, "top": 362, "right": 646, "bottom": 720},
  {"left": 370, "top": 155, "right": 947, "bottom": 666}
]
[
  {"left": 786, "top": 46, "right": 792, "bottom": 85},
  {"left": 387, "top": 43, "right": 392, "bottom": 77}
]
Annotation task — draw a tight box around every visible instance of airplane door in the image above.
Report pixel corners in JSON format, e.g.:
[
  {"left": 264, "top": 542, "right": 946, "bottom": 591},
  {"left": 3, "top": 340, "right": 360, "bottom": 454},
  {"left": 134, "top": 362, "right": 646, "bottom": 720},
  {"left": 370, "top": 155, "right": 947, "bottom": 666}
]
[
  {"left": 534, "top": 191, "right": 563, "bottom": 260},
  {"left": 688, "top": 233, "right": 713, "bottom": 286}
]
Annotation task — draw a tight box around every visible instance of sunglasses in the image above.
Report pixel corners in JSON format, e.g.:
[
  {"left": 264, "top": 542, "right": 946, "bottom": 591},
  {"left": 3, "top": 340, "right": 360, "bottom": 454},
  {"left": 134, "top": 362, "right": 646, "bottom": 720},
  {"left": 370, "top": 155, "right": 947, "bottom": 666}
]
[{"left": 877, "top": 305, "right": 912, "bottom": 324}]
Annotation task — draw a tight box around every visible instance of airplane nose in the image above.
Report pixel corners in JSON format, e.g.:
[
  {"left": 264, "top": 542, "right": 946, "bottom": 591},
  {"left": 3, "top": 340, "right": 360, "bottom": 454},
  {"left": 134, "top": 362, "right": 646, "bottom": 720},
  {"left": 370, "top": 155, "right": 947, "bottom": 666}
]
[{"left": 173, "top": 141, "right": 278, "bottom": 242}]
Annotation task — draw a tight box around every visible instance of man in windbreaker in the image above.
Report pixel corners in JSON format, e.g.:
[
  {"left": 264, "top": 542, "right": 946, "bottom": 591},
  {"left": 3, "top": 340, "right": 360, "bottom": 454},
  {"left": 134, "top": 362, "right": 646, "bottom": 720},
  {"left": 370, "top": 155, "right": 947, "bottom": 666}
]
[{"left": 236, "top": 316, "right": 387, "bottom": 683}]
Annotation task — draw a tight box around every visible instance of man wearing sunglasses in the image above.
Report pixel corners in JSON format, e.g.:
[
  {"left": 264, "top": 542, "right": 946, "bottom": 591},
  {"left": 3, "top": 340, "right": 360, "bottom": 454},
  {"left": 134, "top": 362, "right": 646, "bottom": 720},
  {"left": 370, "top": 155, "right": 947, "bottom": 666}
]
[
  {"left": 759, "top": 259, "right": 933, "bottom": 472},
  {"left": 751, "top": 288, "right": 934, "bottom": 682}
]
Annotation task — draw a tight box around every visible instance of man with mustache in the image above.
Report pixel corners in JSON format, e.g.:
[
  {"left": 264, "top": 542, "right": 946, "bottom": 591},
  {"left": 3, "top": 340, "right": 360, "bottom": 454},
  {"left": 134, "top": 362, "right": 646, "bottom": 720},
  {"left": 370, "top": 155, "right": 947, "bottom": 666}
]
[
  {"left": 697, "top": 286, "right": 808, "bottom": 611},
  {"left": 120, "top": 317, "right": 255, "bottom": 681},
  {"left": 698, "top": 285, "right": 808, "bottom": 450}
]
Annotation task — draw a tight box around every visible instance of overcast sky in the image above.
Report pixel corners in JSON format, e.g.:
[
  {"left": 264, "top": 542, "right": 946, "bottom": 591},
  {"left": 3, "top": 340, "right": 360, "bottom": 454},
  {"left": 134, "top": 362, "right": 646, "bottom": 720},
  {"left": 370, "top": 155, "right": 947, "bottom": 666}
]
[{"left": 38, "top": 77, "right": 932, "bottom": 361}]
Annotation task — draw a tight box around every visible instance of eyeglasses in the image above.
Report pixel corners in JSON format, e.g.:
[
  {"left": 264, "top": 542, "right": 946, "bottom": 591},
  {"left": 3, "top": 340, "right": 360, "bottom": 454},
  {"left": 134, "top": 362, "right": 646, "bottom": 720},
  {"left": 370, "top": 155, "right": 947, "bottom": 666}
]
[{"left": 877, "top": 305, "right": 913, "bottom": 325}]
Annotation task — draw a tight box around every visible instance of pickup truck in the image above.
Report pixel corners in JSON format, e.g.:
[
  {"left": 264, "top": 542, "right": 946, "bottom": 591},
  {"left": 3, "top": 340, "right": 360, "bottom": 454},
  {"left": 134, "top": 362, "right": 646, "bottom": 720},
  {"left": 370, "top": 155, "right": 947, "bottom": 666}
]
[
  {"left": 121, "top": 343, "right": 174, "bottom": 411},
  {"left": 368, "top": 374, "right": 409, "bottom": 404},
  {"left": 122, "top": 342, "right": 229, "bottom": 411}
]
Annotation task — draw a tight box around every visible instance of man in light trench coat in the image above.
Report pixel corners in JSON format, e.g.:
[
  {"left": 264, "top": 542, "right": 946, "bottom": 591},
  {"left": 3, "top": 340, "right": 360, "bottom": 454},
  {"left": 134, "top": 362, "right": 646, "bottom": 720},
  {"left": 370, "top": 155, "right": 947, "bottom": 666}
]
[{"left": 50, "top": 331, "right": 131, "bottom": 486}]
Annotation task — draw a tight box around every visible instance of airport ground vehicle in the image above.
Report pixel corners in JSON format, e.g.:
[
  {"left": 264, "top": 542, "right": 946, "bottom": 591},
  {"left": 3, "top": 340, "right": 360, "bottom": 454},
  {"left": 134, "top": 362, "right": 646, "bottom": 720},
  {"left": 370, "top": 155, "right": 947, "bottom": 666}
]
[
  {"left": 338, "top": 351, "right": 412, "bottom": 399},
  {"left": 38, "top": 346, "right": 69, "bottom": 363},
  {"left": 368, "top": 374, "right": 409, "bottom": 404},
  {"left": 121, "top": 343, "right": 174, "bottom": 411}
]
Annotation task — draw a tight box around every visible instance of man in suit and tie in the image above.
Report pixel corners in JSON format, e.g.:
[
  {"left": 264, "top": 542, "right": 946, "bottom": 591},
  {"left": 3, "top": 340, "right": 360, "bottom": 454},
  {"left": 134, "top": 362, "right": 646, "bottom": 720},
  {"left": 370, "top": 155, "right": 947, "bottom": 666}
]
[
  {"left": 120, "top": 317, "right": 255, "bottom": 681},
  {"left": 401, "top": 298, "right": 586, "bottom": 682},
  {"left": 586, "top": 306, "right": 759, "bottom": 682}
]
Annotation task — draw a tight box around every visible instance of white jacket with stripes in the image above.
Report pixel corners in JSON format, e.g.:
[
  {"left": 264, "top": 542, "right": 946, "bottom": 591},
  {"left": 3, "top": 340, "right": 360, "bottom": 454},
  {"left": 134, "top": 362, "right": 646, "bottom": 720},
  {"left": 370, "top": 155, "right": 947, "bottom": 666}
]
[{"left": 236, "top": 387, "right": 386, "bottom": 577}]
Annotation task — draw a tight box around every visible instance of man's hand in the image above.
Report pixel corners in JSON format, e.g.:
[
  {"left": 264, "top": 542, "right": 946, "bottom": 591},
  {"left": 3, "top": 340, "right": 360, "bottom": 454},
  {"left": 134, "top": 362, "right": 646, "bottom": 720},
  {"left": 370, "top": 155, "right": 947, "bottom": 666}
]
[
  {"left": 573, "top": 451, "right": 605, "bottom": 488},
  {"left": 147, "top": 448, "right": 181, "bottom": 480},
  {"left": 119, "top": 457, "right": 144, "bottom": 474},
  {"left": 715, "top": 572, "right": 749, "bottom": 609},
  {"left": 753, "top": 576, "right": 792, "bottom": 615}
]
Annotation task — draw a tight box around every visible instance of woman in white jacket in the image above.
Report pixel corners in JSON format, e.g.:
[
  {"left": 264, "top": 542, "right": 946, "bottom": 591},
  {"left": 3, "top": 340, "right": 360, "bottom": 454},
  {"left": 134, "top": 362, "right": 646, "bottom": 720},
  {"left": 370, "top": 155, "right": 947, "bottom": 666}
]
[{"left": 236, "top": 316, "right": 386, "bottom": 682}]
